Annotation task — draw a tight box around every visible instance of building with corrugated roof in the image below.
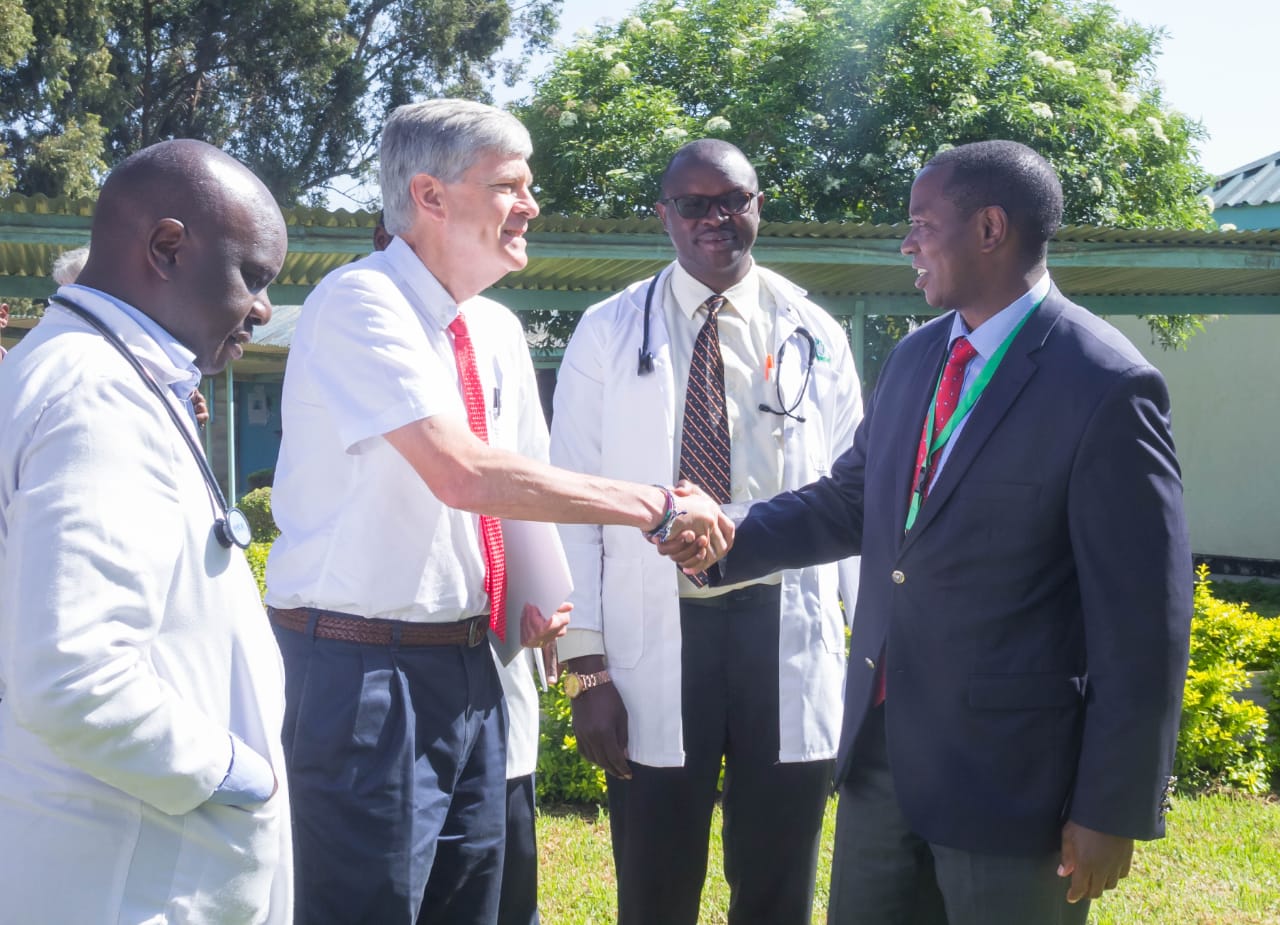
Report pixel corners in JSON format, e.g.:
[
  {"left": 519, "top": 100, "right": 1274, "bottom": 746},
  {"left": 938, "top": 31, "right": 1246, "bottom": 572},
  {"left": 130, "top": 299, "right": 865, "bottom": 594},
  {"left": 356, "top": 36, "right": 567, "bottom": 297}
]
[
  {"left": 1208, "top": 150, "right": 1280, "bottom": 230},
  {"left": 3, "top": 196, "right": 1279, "bottom": 569}
]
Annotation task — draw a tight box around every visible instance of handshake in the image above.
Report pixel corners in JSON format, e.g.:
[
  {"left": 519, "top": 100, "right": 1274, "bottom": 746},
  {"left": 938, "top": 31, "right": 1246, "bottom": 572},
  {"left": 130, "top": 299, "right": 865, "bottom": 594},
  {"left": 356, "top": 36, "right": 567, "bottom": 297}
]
[
  {"left": 643, "top": 481, "right": 736, "bottom": 575},
  {"left": 519, "top": 481, "right": 735, "bottom": 654}
]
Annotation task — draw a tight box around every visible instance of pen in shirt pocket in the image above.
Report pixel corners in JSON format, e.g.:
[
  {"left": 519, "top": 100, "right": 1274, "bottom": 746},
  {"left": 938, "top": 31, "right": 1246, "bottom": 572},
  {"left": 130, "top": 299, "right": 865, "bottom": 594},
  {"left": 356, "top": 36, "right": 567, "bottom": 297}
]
[{"left": 493, "top": 386, "right": 502, "bottom": 418}]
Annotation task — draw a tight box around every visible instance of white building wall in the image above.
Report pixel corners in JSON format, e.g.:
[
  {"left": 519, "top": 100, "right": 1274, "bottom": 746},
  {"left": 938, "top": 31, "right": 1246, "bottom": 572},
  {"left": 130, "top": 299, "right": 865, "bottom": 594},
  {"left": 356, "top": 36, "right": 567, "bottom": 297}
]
[{"left": 1108, "top": 315, "right": 1280, "bottom": 563}]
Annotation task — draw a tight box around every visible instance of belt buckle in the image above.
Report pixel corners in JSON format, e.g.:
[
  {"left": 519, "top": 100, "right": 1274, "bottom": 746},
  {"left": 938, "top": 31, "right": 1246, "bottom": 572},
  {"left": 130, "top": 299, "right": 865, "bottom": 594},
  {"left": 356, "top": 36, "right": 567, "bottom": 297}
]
[{"left": 467, "top": 616, "right": 488, "bottom": 647}]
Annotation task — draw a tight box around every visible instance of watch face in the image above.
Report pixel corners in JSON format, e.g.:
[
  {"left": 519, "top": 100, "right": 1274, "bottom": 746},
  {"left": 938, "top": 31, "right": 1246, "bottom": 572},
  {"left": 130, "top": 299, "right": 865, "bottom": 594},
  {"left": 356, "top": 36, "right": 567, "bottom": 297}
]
[{"left": 564, "top": 673, "right": 582, "bottom": 699}]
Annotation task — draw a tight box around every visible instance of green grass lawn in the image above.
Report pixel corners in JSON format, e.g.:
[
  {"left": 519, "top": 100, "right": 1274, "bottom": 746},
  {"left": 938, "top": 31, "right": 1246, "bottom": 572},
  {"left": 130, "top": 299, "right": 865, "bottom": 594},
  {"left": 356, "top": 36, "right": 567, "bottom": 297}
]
[{"left": 535, "top": 791, "right": 1280, "bottom": 924}]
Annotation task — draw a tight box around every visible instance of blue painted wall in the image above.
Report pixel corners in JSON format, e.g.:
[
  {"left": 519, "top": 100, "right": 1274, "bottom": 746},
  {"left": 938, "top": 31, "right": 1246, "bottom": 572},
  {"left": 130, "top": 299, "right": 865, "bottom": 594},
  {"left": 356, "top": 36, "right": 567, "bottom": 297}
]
[
  {"left": 235, "top": 380, "right": 284, "bottom": 494},
  {"left": 1213, "top": 203, "right": 1280, "bottom": 231}
]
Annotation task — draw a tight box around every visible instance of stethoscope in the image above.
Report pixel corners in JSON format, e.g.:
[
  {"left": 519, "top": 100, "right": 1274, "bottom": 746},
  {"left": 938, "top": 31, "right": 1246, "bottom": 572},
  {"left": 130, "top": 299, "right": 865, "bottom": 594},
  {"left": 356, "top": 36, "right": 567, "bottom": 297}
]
[
  {"left": 50, "top": 295, "right": 254, "bottom": 550},
  {"left": 636, "top": 273, "right": 817, "bottom": 422}
]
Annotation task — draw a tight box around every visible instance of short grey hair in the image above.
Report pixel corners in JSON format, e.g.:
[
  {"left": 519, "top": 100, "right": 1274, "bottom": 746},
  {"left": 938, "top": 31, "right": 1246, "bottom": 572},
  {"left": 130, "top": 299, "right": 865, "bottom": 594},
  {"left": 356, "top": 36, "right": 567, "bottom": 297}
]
[
  {"left": 379, "top": 99, "right": 532, "bottom": 237},
  {"left": 52, "top": 245, "right": 90, "bottom": 286}
]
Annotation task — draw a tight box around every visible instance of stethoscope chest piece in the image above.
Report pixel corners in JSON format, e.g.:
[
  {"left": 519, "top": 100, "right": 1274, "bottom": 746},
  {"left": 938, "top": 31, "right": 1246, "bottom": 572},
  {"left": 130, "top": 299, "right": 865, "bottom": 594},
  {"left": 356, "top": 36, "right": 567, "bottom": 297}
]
[{"left": 217, "top": 508, "right": 254, "bottom": 550}]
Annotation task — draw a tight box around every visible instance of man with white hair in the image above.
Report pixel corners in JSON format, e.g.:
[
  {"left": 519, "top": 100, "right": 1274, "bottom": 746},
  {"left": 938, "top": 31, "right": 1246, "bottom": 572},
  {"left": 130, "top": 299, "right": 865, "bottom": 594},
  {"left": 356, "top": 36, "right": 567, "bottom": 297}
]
[
  {"left": 51, "top": 244, "right": 90, "bottom": 286},
  {"left": 265, "top": 99, "right": 731, "bottom": 925}
]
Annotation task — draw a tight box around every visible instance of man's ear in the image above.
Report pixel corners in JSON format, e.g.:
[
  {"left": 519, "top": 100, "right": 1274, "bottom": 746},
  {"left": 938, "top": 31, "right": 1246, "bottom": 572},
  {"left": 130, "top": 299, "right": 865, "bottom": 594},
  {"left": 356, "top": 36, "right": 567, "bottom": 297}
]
[
  {"left": 410, "top": 173, "right": 448, "bottom": 222},
  {"left": 148, "top": 218, "right": 186, "bottom": 280},
  {"left": 975, "top": 205, "right": 1009, "bottom": 254},
  {"left": 655, "top": 200, "right": 670, "bottom": 234}
]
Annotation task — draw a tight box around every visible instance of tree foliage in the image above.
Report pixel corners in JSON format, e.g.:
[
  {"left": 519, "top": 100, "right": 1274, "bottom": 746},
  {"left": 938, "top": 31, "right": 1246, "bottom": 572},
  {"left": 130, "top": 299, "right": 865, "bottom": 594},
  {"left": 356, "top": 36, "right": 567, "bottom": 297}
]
[
  {"left": 520, "top": 0, "right": 1214, "bottom": 347},
  {"left": 0, "top": 0, "right": 561, "bottom": 205},
  {"left": 522, "top": 0, "right": 1213, "bottom": 227}
]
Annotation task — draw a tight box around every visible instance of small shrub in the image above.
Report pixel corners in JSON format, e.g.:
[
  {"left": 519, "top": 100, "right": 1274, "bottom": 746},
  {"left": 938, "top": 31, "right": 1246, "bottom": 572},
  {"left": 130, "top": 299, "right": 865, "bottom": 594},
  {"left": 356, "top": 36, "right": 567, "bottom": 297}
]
[
  {"left": 1175, "top": 566, "right": 1280, "bottom": 794},
  {"left": 1211, "top": 578, "right": 1280, "bottom": 619},
  {"left": 238, "top": 486, "right": 279, "bottom": 544},
  {"left": 536, "top": 683, "right": 607, "bottom": 805},
  {"left": 244, "top": 541, "right": 270, "bottom": 597}
]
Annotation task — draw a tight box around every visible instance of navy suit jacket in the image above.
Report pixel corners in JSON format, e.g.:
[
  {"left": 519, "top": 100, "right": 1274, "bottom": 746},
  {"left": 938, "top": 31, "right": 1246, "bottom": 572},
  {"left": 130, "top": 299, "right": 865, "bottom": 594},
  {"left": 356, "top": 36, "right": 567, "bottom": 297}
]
[{"left": 721, "top": 286, "right": 1193, "bottom": 856}]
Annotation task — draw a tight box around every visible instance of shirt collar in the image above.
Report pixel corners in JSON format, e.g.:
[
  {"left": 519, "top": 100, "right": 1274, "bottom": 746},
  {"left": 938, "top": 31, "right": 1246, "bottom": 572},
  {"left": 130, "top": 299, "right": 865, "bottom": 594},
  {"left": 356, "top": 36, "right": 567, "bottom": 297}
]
[
  {"left": 61, "top": 283, "right": 201, "bottom": 396},
  {"left": 947, "top": 272, "right": 1052, "bottom": 360},
  {"left": 381, "top": 235, "right": 464, "bottom": 329},
  {"left": 669, "top": 258, "right": 760, "bottom": 322}
]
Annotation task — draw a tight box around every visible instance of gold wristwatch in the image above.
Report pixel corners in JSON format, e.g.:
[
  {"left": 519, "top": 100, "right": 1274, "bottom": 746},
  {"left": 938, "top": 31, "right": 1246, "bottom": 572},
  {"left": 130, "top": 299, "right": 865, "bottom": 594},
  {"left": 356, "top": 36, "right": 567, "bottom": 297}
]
[{"left": 563, "top": 668, "right": 612, "bottom": 699}]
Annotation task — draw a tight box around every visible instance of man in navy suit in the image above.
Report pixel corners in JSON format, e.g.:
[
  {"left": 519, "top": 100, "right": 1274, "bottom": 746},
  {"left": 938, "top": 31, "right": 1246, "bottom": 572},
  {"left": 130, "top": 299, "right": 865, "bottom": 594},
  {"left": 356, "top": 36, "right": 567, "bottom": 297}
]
[{"left": 676, "top": 140, "right": 1193, "bottom": 924}]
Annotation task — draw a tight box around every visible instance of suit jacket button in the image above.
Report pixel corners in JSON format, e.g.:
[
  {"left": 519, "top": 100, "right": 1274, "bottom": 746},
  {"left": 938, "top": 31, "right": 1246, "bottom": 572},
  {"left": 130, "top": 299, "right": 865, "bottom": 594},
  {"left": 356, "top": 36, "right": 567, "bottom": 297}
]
[
  {"left": 891, "top": 569, "right": 906, "bottom": 584},
  {"left": 864, "top": 657, "right": 875, "bottom": 669}
]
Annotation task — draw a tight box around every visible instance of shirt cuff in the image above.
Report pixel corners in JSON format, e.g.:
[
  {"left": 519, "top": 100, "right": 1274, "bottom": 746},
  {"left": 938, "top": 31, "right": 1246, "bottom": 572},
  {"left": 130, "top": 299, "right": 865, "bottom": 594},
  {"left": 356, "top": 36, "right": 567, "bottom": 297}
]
[
  {"left": 206, "top": 733, "right": 276, "bottom": 806},
  {"left": 556, "top": 628, "right": 605, "bottom": 662}
]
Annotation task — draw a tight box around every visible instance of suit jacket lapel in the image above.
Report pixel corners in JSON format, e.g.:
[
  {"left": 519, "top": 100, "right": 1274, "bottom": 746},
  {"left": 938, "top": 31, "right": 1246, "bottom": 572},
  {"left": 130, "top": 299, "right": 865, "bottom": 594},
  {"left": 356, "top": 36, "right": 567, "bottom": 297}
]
[{"left": 900, "top": 290, "right": 1066, "bottom": 547}]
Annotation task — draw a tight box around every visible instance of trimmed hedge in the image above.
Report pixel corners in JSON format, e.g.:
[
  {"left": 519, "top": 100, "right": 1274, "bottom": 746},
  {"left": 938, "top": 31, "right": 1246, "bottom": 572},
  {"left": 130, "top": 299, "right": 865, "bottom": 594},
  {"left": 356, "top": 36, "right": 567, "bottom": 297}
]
[{"left": 1176, "top": 565, "right": 1280, "bottom": 794}]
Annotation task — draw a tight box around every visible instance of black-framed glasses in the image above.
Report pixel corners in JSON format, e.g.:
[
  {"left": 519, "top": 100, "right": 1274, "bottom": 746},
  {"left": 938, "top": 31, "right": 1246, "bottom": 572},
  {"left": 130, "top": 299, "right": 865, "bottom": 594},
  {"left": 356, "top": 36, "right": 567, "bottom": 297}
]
[{"left": 658, "top": 190, "right": 756, "bottom": 219}]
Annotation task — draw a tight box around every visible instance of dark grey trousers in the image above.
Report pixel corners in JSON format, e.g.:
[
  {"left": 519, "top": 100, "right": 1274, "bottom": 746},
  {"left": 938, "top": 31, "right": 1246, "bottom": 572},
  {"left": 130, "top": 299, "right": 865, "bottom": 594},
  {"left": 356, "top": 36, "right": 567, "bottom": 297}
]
[{"left": 828, "top": 705, "right": 1090, "bottom": 925}]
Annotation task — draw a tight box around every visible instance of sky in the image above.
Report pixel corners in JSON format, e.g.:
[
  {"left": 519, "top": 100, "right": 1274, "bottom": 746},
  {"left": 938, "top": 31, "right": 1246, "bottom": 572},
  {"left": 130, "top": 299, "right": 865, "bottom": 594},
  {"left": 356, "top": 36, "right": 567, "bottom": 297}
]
[{"left": 498, "top": 0, "right": 1274, "bottom": 177}]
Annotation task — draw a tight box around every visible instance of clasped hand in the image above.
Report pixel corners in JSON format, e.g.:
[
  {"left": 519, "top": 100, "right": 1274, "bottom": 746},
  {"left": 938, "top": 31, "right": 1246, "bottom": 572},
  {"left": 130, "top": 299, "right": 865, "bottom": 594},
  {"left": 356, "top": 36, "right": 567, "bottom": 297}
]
[{"left": 652, "top": 481, "right": 734, "bottom": 572}]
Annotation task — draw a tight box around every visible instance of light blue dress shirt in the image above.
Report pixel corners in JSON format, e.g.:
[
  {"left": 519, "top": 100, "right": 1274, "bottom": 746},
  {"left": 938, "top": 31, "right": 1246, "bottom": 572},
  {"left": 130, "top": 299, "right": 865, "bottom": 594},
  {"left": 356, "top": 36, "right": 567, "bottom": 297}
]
[{"left": 929, "top": 272, "right": 1052, "bottom": 483}]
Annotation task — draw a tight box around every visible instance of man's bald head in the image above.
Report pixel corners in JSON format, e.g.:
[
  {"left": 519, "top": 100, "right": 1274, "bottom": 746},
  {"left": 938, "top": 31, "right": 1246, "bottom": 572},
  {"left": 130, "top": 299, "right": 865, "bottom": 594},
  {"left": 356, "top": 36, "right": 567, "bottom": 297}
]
[
  {"left": 78, "top": 139, "right": 286, "bottom": 373},
  {"left": 659, "top": 139, "right": 758, "bottom": 198}
]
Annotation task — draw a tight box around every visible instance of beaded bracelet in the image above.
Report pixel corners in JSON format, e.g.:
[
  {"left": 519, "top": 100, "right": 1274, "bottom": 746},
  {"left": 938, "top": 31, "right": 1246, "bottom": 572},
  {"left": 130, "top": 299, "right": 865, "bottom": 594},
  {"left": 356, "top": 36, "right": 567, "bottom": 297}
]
[{"left": 642, "top": 485, "right": 686, "bottom": 543}]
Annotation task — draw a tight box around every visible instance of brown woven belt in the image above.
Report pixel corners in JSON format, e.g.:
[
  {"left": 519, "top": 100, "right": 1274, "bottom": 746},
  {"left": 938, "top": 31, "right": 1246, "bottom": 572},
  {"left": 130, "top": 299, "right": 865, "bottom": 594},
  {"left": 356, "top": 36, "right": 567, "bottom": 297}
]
[{"left": 268, "top": 606, "right": 489, "bottom": 648}]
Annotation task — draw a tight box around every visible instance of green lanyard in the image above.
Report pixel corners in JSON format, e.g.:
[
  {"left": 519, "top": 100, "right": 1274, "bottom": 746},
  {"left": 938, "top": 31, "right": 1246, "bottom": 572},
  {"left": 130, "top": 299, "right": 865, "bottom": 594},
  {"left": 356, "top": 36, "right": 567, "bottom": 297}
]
[{"left": 904, "top": 297, "right": 1044, "bottom": 533}]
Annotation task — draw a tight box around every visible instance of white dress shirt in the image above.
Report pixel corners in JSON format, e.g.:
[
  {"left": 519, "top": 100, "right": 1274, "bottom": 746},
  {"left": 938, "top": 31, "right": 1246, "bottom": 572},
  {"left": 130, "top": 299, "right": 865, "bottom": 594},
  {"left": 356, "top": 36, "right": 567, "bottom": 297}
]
[
  {"left": 663, "top": 261, "right": 784, "bottom": 597},
  {"left": 266, "top": 236, "right": 550, "bottom": 623}
]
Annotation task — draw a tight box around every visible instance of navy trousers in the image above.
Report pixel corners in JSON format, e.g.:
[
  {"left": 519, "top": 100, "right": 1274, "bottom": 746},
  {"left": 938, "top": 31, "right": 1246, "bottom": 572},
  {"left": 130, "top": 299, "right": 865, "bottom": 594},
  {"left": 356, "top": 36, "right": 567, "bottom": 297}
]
[
  {"left": 607, "top": 585, "right": 834, "bottom": 925},
  {"left": 274, "top": 616, "right": 507, "bottom": 925},
  {"left": 828, "top": 705, "right": 1090, "bottom": 925}
]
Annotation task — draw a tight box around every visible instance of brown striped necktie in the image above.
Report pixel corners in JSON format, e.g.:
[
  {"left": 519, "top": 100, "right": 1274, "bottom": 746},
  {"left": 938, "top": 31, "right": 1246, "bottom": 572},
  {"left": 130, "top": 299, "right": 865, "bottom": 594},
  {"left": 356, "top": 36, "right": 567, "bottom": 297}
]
[
  {"left": 677, "top": 295, "right": 730, "bottom": 587},
  {"left": 678, "top": 294, "right": 731, "bottom": 503}
]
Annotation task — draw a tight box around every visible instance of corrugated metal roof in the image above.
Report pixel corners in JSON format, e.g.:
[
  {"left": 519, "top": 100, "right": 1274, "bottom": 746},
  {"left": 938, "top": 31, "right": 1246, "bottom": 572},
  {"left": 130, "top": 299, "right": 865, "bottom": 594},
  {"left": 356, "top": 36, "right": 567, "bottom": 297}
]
[
  {"left": 1209, "top": 151, "right": 1280, "bottom": 208},
  {"left": 4, "top": 194, "right": 1280, "bottom": 306}
]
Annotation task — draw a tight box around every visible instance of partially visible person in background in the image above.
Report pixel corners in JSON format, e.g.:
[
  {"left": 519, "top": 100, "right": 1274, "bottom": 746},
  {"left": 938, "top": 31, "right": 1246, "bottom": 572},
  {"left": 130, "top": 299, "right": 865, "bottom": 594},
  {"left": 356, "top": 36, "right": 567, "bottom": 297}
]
[
  {"left": 373, "top": 210, "right": 394, "bottom": 252},
  {"left": 51, "top": 245, "right": 90, "bottom": 286},
  {"left": 0, "top": 301, "right": 8, "bottom": 360},
  {"left": 51, "top": 244, "right": 209, "bottom": 427}
]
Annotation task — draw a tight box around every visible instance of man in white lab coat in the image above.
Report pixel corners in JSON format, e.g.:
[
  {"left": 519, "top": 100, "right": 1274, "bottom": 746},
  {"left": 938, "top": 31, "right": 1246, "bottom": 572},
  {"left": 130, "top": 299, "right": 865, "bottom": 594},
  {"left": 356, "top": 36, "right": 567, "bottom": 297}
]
[
  {"left": 0, "top": 139, "right": 292, "bottom": 924},
  {"left": 550, "top": 139, "right": 863, "bottom": 924}
]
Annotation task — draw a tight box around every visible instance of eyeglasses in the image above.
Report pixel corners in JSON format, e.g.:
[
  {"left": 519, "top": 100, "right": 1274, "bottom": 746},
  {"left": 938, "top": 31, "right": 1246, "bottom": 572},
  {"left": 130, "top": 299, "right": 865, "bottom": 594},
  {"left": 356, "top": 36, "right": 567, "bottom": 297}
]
[{"left": 658, "top": 190, "right": 757, "bottom": 219}]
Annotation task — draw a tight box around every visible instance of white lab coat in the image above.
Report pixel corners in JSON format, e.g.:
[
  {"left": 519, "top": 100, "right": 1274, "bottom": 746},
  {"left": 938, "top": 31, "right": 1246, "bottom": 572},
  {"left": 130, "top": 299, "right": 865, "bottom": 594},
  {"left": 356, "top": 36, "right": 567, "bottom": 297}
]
[
  {"left": 551, "top": 265, "right": 863, "bottom": 766},
  {"left": 0, "top": 298, "right": 292, "bottom": 924},
  {"left": 494, "top": 648, "right": 540, "bottom": 778}
]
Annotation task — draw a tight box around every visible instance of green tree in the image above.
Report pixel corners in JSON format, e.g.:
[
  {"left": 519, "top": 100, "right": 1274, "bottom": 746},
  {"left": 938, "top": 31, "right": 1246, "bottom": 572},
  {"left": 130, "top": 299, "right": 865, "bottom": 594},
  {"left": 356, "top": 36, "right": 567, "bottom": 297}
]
[
  {"left": 0, "top": 0, "right": 561, "bottom": 205},
  {"left": 520, "top": 0, "right": 1214, "bottom": 347},
  {"left": 523, "top": 0, "right": 1211, "bottom": 227},
  {"left": 0, "top": 0, "right": 33, "bottom": 195}
]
